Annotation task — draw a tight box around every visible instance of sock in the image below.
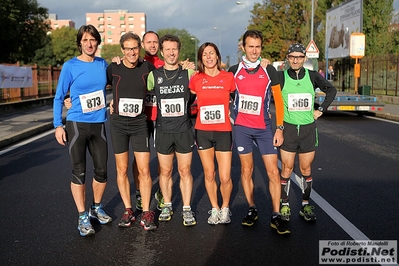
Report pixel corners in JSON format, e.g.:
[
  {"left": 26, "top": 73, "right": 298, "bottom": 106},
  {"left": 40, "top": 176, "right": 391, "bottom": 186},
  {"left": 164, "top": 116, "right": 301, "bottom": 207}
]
[
  {"left": 78, "top": 211, "right": 86, "bottom": 217},
  {"left": 164, "top": 202, "right": 172, "bottom": 207},
  {"left": 136, "top": 190, "right": 140, "bottom": 195},
  {"left": 301, "top": 175, "right": 313, "bottom": 201},
  {"left": 272, "top": 212, "right": 280, "bottom": 218},
  {"left": 280, "top": 175, "right": 291, "bottom": 204},
  {"left": 302, "top": 201, "right": 309, "bottom": 206},
  {"left": 92, "top": 202, "right": 100, "bottom": 208},
  {"left": 183, "top": 206, "right": 191, "bottom": 211}
]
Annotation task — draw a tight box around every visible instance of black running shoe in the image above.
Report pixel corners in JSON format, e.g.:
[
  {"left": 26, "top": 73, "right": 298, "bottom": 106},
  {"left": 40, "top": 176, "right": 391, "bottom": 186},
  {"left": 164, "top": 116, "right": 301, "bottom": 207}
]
[
  {"left": 140, "top": 211, "right": 157, "bottom": 231},
  {"left": 300, "top": 204, "right": 317, "bottom": 222},
  {"left": 118, "top": 209, "right": 135, "bottom": 227},
  {"left": 270, "top": 215, "right": 290, "bottom": 234},
  {"left": 241, "top": 207, "right": 258, "bottom": 226}
]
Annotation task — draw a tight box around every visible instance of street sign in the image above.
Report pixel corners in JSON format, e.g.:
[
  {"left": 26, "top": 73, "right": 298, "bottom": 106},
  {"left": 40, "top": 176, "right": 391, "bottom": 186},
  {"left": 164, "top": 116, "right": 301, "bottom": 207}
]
[{"left": 306, "top": 40, "right": 319, "bottom": 58}]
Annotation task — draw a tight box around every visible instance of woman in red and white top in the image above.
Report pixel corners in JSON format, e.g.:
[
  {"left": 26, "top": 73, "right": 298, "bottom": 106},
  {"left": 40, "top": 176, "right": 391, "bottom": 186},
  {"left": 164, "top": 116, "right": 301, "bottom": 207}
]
[{"left": 189, "top": 42, "right": 236, "bottom": 225}]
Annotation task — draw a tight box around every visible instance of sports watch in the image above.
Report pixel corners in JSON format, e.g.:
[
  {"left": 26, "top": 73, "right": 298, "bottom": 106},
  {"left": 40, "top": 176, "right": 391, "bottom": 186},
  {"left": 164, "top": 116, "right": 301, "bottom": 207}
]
[
  {"left": 318, "top": 106, "right": 324, "bottom": 112},
  {"left": 277, "top": 125, "right": 284, "bottom": 130}
]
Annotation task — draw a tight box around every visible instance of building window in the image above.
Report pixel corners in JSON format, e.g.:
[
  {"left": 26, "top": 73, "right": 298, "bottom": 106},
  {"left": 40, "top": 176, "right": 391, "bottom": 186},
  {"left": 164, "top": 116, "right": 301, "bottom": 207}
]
[
  {"left": 107, "top": 31, "right": 112, "bottom": 35},
  {"left": 141, "top": 17, "right": 145, "bottom": 21},
  {"left": 141, "top": 24, "right": 145, "bottom": 28},
  {"left": 107, "top": 38, "right": 112, "bottom": 43},
  {"left": 107, "top": 17, "right": 112, "bottom": 21},
  {"left": 129, "top": 24, "right": 134, "bottom": 28},
  {"left": 87, "top": 17, "right": 91, "bottom": 22},
  {"left": 128, "top": 16, "right": 134, "bottom": 21},
  {"left": 120, "top": 16, "right": 124, "bottom": 20},
  {"left": 121, "top": 31, "right": 125, "bottom": 35},
  {"left": 120, "top": 24, "right": 126, "bottom": 28}
]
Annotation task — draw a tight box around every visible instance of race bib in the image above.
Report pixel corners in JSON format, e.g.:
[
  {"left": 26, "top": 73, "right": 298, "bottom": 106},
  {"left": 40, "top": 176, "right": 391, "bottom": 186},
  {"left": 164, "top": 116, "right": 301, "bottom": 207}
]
[
  {"left": 145, "top": 91, "right": 156, "bottom": 107},
  {"left": 287, "top": 93, "right": 312, "bottom": 111},
  {"left": 238, "top": 93, "right": 262, "bottom": 115},
  {"left": 200, "top": 104, "right": 225, "bottom": 124},
  {"left": 160, "top": 98, "right": 184, "bottom": 117},
  {"left": 118, "top": 98, "right": 143, "bottom": 117},
  {"left": 79, "top": 90, "right": 105, "bottom": 113}
]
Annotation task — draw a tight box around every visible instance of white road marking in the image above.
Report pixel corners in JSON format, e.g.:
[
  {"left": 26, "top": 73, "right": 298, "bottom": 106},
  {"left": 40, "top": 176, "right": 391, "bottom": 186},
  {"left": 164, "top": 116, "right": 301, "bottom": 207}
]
[{"left": 0, "top": 130, "right": 53, "bottom": 156}]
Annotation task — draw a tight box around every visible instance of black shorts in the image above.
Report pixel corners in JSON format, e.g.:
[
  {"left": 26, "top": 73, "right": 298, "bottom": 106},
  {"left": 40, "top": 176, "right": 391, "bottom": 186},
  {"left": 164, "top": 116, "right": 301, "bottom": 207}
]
[
  {"left": 147, "top": 120, "right": 155, "bottom": 139},
  {"left": 155, "top": 128, "right": 194, "bottom": 154},
  {"left": 195, "top": 130, "right": 232, "bottom": 151},
  {"left": 66, "top": 121, "right": 108, "bottom": 183},
  {"left": 110, "top": 114, "right": 150, "bottom": 154},
  {"left": 280, "top": 121, "right": 318, "bottom": 153}
]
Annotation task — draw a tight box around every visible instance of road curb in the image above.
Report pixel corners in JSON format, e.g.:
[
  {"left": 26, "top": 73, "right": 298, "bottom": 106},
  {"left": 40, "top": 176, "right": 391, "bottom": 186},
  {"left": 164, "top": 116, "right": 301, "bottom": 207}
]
[
  {"left": 0, "top": 122, "right": 53, "bottom": 149},
  {"left": 374, "top": 113, "right": 399, "bottom": 122}
]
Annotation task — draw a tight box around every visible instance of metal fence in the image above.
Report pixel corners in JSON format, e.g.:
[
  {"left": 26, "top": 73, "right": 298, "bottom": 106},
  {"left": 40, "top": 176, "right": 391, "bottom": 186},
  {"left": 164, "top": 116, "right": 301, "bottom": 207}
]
[
  {"left": 2, "top": 55, "right": 399, "bottom": 103},
  {"left": 0, "top": 64, "right": 61, "bottom": 103},
  {"left": 320, "top": 54, "right": 399, "bottom": 96}
]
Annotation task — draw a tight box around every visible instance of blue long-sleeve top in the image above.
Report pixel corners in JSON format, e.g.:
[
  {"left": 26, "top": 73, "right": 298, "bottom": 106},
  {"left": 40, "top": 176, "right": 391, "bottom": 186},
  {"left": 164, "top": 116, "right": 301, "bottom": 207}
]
[{"left": 53, "top": 57, "right": 108, "bottom": 128}]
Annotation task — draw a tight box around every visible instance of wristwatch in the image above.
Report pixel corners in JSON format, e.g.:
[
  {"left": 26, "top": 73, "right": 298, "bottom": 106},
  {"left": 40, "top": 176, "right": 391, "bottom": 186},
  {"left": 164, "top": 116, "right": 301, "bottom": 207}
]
[
  {"left": 318, "top": 106, "right": 324, "bottom": 112},
  {"left": 277, "top": 125, "right": 284, "bottom": 130}
]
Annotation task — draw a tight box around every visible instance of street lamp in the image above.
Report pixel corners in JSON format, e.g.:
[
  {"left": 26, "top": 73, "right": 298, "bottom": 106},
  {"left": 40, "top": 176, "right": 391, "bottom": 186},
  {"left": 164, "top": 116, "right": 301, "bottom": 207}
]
[
  {"left": 191, "top": 37, "right": 198, "bottom": 69},
  {"left": 236, "top": 1, "right": 247, "bottom": 7},
  {"left": 213, "top": 27, "right": 221, "bottom": 54}
]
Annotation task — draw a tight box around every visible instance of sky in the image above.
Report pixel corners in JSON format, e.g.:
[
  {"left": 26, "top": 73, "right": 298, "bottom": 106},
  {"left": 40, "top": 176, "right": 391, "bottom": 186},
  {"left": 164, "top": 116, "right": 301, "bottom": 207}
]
[
  {"left": 37, "top": 0, "right": 258, "bottom": 63},
  {"left": 38, "top": 0, "right": 399, "bottom": 63}
]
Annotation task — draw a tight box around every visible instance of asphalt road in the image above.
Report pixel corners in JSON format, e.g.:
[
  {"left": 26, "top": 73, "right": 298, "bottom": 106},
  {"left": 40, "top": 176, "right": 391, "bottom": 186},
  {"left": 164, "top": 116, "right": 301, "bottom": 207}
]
[{"left": 0, "top": 112, "right": 398, "bottom": 266}]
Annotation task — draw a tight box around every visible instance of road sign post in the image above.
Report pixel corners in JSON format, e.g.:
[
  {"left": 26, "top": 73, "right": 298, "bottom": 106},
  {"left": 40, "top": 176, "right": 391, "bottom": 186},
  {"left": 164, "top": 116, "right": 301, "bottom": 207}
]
[{"left": 306, "top": 40, "right": 319, "bottom": 59}]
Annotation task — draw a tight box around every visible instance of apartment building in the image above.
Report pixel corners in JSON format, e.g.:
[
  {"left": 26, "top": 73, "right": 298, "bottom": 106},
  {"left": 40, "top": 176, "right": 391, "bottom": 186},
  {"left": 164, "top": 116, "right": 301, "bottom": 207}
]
[
  {"left": 86, "top": 10, "right": 146, "bottom": 55},
  {"left": 48, "top": 14, "right": 75, "bottom": 31}
]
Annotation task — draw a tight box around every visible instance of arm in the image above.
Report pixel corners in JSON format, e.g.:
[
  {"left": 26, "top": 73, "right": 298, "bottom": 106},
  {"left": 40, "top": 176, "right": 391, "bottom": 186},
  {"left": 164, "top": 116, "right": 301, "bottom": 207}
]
[
  {"left": 311, "top": 71, "right": 337, "bottom": 111},
  {"left": 53, "top": 64, "right": 71, "bottom": 146},
  {"left": 111, "top": 56, "right": 122, "bottom": 65},
  {"left": 147, "top": 71, "right": 155, "bottom": 91},
  {"left": 106, "top": 65, "right": 114, "bottom": 114},
  {"left": 267, "top": 65, "right": 284, "bottom": 146},
  {"left": 180, "top": 59, "right": 196, "bottom": 70}
]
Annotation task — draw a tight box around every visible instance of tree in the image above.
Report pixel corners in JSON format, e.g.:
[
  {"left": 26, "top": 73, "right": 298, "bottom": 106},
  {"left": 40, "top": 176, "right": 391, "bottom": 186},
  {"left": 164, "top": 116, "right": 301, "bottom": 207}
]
[
  {"left": 0, "top": 0, "right": 50, "bottom": 63},
  {"left": 245, "top": 0, "right": 396, "bottom": 61},
  {"left": 101, "top": 44, "right": 124, "bottom": 64},
  {"left": 363, "top": 0, "right": 394, "bottom": 55},
  {"left": 30, "top": 35, "right": 56, "bottom": 66},
  {"left": 248, "top": 0, "right": 309, "bottom": 61},
  {"left": 51, "top": 26, "right": 79, "bottom": 66},
  {"left": 156, "top": 28, "right": 197, "bottom": 62}
]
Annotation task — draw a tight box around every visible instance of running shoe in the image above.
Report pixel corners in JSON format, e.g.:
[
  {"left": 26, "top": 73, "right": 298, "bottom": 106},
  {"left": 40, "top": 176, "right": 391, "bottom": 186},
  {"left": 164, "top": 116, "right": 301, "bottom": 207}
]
[
  {"left": 218, "top": 207, "right": 232, "bottom": 224},
  {"left": 182, "top": 210, "right": 196, "bottom": 226},
  {"left": 300, "top": 204, "right": 317, "bottom": 221},
  {"left": 78, "top": 212, "right": 95, "bottom": 237},
  {"left": 270, "top": 215, "right": 291, "bottom": 234},
  {"left": 118, "top": 209, "right": 135, "bottom": 227},
  {"left": 241, "top": 207, "right": 258, "bottom": 226},
  {"left": 136, "top": 194, "right": 142, "bottom": 211},
  {"left": 154, "top": 189, "right": 165, "bottom": 211},
  {"left": 207, "top": 208, "right": 219, "bottom": 225},
  {"left": 158, "top": 206, "right": 173, "bottom": 221},
  {"left": 89, "top": 204, "right": 112, "bottom": 224},
  {"left": 140, "top": 211, "right": 157, "bottom": 231},
  {"left": 280, "top": 204, "right": 291, "bottom": 221}
]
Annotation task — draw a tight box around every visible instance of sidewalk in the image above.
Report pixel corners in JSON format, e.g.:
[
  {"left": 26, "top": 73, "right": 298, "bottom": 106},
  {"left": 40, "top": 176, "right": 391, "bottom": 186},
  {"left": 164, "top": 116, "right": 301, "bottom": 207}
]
[
  {"left": 0, "top": 93, "right": 113, "bottom": 150},
  {"left": 1, "top": 101, "right": 399, "bottom": 150}
]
